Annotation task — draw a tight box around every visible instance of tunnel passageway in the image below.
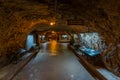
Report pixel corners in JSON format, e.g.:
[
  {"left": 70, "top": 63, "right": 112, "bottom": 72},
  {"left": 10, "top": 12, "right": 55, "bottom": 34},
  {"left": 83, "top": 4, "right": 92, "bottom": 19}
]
[
  {"left": 0, "top": 0, "right": 120, "bottom": 77},
  {"left": 13, "top": 40, "right": 95, "bottom": 80}
]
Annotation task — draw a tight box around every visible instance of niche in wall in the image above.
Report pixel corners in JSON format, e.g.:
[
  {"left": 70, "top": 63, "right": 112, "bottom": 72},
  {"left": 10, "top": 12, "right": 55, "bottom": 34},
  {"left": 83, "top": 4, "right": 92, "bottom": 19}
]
[
  {"left": 26, "top": 34, "right": 36, "bottom": 50},
  {"left": 79, "top": 32, "right": 105, "bottom": 51}
]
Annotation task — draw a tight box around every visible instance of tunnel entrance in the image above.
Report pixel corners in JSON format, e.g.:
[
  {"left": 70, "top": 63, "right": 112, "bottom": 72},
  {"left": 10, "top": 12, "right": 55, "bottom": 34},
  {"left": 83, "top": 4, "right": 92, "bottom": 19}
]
[
  {"left": 38, "top": 31, "right": 71, "bottom": 43},
  {"left": 45, "top": 31, "right": 57, "bottom": 41}
]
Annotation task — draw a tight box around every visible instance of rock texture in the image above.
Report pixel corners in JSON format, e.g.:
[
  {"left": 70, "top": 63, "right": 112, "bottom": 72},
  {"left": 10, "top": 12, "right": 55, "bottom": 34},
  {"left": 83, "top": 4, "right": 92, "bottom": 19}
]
[{"left": 0, "top": 0, "right": 120, "bottom": 76}]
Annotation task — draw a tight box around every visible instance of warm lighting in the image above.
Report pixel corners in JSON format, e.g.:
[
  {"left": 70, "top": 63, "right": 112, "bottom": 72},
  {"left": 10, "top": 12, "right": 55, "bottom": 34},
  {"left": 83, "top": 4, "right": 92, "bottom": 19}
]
[
  {"left": 50, "top": 40, "right": 57, "bottom": 56},
  {"left": 50, "top": 22, "right": 55, "bottom": 26},
  {"left": 52, "top": 31, "right": 55, "bottom": 33}
]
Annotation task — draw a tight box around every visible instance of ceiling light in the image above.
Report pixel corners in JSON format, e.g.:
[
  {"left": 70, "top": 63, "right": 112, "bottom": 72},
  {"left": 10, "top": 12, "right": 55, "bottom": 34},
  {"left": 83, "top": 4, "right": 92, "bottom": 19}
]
[{"left": 50, "top": 22, "right": 55, "bottom": 26}]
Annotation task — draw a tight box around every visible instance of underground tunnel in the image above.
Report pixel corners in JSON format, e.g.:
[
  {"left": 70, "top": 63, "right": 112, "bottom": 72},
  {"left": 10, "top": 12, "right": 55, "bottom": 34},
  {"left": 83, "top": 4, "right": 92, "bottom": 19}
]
[{"left": 0, "top": 0, "right": 120, "bottom": 79}]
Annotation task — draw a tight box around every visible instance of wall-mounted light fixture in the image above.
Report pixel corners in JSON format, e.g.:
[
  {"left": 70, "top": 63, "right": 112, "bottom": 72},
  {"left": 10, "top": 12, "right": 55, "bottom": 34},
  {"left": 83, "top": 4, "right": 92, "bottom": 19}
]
[
  {"left": 50, "top": 0, "right": 57, "bottom": 26},
  {"left": 50, "top": 21, "right": 55, "bottom": 26}
]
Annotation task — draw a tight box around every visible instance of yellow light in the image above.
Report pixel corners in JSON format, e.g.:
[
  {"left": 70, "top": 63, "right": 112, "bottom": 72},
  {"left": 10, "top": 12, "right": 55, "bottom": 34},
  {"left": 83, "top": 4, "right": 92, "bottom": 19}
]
[
  {"left": 52, "top": 31, "right": 55, "bottom": 33},
  {"left": 50, "top": 22, "right": 55, "bottom": 26},
  {"left": 50, "top": 40, "right": 57, "bottom": 56}
]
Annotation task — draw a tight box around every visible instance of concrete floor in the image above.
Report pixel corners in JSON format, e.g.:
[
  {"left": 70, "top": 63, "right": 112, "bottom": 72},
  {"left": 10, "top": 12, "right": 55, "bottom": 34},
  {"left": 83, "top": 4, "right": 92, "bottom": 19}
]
[{"left": 13, "top": 40, "right": 95, "bottom": 80}]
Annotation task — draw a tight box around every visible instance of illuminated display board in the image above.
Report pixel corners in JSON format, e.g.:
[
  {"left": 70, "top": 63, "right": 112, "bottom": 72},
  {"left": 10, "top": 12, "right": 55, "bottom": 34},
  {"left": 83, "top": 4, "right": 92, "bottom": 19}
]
[{"left": 80, "top": 46, "right": 100, "bottom": 56}]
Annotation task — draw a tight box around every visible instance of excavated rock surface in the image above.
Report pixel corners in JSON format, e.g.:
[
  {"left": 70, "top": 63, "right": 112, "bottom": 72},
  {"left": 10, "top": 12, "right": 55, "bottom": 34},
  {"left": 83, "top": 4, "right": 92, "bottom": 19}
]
[{"left": 0, "top": 0, "right": 120, "bottom": 76}]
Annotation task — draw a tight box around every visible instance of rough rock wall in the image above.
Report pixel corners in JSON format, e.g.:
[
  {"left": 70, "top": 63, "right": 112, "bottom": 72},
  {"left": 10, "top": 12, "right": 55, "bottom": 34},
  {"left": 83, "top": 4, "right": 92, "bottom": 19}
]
[
  {"left": 0, "top": 11, "right": 31, "bottom": 66},
  {"left": 73, "top": 0, "right": 120, "bottom": 76},
  {"left": 0, "top": 0, "right": 120, "bottom": 75},
  {"left": 0, "top": 0, "right": 49, "bottom": 67}
]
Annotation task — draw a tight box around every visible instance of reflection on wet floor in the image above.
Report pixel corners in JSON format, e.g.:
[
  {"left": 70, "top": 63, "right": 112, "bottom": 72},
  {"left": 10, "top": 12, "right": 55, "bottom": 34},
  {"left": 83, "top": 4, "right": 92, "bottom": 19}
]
[
  {"left": 13, "top": 40, "right": 95, "bottom": 80},
  {"left": 48, "top": 40, "right": 58, "bottom": 56}
]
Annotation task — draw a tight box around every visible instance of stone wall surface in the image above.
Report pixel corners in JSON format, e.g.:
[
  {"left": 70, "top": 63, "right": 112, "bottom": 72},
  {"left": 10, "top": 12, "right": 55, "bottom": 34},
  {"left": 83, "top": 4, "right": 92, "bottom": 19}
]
[
  {"left": 0, "top": 0, "right": 120, "bottom": 76},
  {"left": 73, "top": 0, "right": 120, "bottom": 76},
  {"left": 0, "top": 0, "right": 49, "bottom": 67}
]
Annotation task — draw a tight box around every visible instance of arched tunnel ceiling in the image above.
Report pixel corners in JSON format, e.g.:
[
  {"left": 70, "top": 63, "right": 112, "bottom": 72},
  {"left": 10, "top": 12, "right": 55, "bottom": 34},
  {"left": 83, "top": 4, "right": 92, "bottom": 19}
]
[
  {"left": 0, "top": 0, "right": 120, "bottom": 76},
  {"left": 0, "top": 0, "right": 119, "bottom": 32},
  {"left": 33, "top": 23, "right": 88, "bottom": 32},
  {"left": 0, "top": 0, "right": 120, "bottom": 50}
]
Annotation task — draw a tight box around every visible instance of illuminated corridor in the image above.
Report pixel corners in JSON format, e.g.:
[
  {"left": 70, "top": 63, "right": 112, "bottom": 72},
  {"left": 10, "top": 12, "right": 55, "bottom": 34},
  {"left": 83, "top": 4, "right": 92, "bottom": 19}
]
[
  {"left": 0, "top": 0, "right": 120, "bottom": 79},
  {"left": 13, "top": 41, "right": 94, "bottom": 80}
]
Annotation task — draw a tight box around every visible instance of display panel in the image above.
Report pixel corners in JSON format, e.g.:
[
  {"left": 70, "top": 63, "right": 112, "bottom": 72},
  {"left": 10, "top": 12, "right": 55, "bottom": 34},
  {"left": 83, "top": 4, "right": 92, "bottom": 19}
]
[
  {"left": 79, "top": 32, "right": 105, "bottom": 51},
  {"left": 78, "top": 32, "right": 106, "bottom": 56},
  {"left": 80, "top": 46, "right": 100, "bottom": 56}
]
